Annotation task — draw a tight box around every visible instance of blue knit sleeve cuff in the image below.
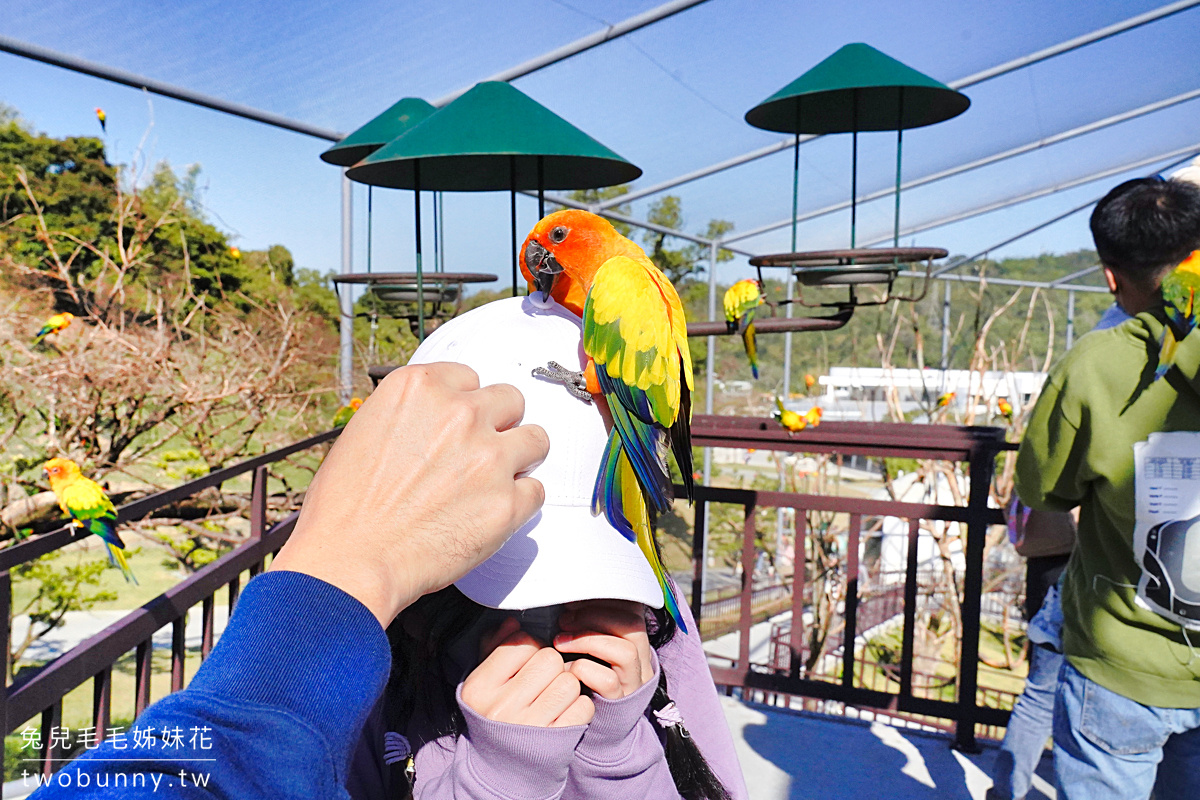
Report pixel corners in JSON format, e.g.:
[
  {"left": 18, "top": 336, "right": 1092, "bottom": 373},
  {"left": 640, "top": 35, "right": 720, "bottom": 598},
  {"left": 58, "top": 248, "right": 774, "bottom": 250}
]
[{"left": 188, "top": 570, "right": 392, "bottom": 773}]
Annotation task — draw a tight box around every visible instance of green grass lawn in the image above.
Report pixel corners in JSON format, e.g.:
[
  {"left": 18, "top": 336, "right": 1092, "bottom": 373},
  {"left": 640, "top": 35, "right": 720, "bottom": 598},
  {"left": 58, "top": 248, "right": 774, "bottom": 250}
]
[
  {"left": 11, "top": 532, "right": 192, "bottom": 614},
  {"left": 5, "top": 647, "right": 206, "bottom": 781}
]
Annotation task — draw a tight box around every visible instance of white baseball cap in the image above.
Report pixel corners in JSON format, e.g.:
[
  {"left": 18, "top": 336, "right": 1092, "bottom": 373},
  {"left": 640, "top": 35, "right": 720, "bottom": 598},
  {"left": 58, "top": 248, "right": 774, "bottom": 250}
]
[{"left": 406, "top": 294, "right": 663, "bottom": 611}]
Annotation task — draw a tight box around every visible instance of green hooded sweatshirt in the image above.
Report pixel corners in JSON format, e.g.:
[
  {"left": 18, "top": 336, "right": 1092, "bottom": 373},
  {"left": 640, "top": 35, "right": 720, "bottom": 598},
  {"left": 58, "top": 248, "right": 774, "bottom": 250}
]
[{"left": 1017, "top": 310, "right": 1200, "bottom": 707}]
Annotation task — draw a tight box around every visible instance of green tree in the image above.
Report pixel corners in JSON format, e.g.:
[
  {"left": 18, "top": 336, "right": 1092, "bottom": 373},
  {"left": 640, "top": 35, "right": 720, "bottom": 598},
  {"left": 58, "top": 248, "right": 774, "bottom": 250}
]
[
  {"left": 564, "top": 185, "right": 633, "bottom": 237},
  {"left": 642, "top": 196, "right": 735, "bottom": 284}
]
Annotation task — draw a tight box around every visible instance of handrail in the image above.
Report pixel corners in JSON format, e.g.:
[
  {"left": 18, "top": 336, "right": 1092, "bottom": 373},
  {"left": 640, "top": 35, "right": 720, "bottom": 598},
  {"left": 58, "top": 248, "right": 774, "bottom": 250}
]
[
  {"left": 6, "top": 513, "right": 298, "bottom": 731},
  {"left": 0, "top": 428, "right": 341, "bottom": 572},
  {"left": 685, "top": 420, "right": 1011, "bottom": 752},
  {"left": 1, "top": 429, "right": 342, "bottom": 775}
]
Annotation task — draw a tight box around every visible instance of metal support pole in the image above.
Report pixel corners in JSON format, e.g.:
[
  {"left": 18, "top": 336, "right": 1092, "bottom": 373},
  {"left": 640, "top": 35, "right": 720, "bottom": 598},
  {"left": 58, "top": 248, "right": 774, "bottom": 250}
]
[
  {"left": 510, "top": 155, "right": 519, "bottom": 297},
  {"left": 339, "top": 171, "right": 354, "bottom": 403},
  {"left": 414, "top": 163, "right": 425, "bottom": 342},
  {"left": 701, "top": 240, "right": 718, "bottom": 602},
  {"left": 941, "top": 281, "right": 951, "bottom": 371},
  {"left": 1067, "top": 290, "right": 1076, "bottom": 349}
]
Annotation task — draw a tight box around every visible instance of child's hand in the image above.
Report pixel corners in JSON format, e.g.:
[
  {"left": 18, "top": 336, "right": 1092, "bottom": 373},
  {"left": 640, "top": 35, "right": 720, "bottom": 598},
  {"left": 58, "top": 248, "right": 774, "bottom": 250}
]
[
  {"left": 554, "top": 600, "right": 654, "bottom": 700},
  {"left": 461, "top": 616, "right": 595, "bottom": 728}
]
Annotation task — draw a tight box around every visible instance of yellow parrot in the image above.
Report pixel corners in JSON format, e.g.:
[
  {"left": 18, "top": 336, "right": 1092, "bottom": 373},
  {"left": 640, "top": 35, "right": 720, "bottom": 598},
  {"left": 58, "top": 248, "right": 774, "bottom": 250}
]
[
  {"left": 723, "top": 279, "right": 765, "bottom": 379},
  {"left": 520, "top": 210, "right": 692, "bottom": 632},
  {"left": 43, "top": 458, "right": 137, "bottom": 584},
  {"left": 32, "top": 312, "right": 74, "bottom": 346}
]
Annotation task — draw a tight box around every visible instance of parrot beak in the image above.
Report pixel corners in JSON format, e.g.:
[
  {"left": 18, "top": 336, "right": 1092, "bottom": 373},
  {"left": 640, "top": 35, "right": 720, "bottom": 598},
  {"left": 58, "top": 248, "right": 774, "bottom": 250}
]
[{"left": 524, "top": 240, "right": 563, "bottom": 299}]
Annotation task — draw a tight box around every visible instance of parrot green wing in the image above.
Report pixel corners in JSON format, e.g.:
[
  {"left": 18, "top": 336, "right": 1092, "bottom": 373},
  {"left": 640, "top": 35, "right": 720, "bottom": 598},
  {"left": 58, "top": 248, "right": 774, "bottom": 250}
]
[{"left": 60, "top": 478, "right": 116, "bottom": 520}]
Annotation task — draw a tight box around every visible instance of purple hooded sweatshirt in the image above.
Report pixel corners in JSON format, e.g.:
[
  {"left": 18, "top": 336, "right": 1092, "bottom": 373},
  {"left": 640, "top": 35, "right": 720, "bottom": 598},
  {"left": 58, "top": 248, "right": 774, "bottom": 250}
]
[{"left": 346, "top": 600, "right": 748, "bottom": 800}]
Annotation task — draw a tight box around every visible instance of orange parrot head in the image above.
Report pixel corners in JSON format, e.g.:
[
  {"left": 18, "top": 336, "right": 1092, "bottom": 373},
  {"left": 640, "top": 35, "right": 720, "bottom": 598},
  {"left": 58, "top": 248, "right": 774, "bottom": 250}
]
[
  {"left": 43, "top": 457, "right": 82, "bottom": 485},
  {"left": 519, "top": 209, "right": 644, "bottom": 317}
]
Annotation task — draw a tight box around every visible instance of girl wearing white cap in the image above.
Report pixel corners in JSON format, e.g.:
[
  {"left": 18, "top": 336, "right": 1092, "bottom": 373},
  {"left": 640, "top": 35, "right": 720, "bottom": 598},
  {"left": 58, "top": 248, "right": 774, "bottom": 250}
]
[{"left": 346, "top": 295, "right": 746, "bottom": 800}]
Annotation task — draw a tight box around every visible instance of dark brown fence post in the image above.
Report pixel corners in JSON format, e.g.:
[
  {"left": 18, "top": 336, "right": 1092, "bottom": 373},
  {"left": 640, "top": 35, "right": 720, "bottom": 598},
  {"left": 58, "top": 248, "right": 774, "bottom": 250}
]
[
  {"left": 249, "top": 464, "right": 267, "bottom": 577},
  {"left": 201, "top": 596, "right": 215, "bottom": 660},
  {"left": 789, "top": 508, "right": 806, "bottom": 679},
  {"left": 171, "top": 619, "right": 186, "bottom": 692},
  {"left": 691, "top": 493, "right": 707, "bottom": 626},
  {"left": 842, "top": 514, "right": 862, "bottom": 688},
  {"left": 39, "top": 701, "right": 61, "bottom": 778},
  {"left": 899, "top": 518, "right": 921, "bottom": 699},
  {"left": 0, "top": 569, "right": 9, "bottom": 777},
  {"left": 93, "top": 667, "right": 111, "bottom": 742},
  {"left": 134, "top": 640, "right": 152, "bottom": 717},
  {"left": 738, "top": 502, "right": 757, "bottom": 671},
  {"left": 954, "top": 445, "right": 995, "bottom": 753}
]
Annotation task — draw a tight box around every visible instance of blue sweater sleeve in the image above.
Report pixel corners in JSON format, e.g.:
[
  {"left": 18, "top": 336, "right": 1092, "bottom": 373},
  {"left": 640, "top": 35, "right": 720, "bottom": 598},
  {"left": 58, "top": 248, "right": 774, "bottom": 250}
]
[{"left": 28, "top": 571, "right": 392, "bottom": 799}]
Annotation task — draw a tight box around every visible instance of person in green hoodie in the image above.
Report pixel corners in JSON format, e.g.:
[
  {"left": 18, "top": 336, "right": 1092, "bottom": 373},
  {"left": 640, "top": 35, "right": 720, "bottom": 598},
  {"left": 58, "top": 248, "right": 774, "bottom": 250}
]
[{"left": 1016, "top": 174, "right": 1200, "bottom": 800}]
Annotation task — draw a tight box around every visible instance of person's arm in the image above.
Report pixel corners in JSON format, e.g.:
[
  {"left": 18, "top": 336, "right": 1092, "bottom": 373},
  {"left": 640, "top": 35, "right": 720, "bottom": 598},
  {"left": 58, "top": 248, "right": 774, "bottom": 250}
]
[
  {"left": 1015, "top": 371, "right": 1089, "bottom": 513},
  {"left": 29, "top": 364, "right": 549, "bottom": 799}
]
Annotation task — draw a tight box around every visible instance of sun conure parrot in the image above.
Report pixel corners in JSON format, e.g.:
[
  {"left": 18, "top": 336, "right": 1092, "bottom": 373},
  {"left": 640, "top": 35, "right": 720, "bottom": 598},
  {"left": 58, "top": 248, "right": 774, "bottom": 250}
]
[
  {"left": 775, "top": 398, "right": 805, "bottom": 432},
  {"left": 94, "top": 108, "right": 106, "bottom": 133},
  {"left": 43, "top": 458, "right": 137, "bottom": 584},
  {"left": 997, "top": 397, "right": 1013, "bottom": 421},
  {"left": 32, "top": 312, "right": 74, "bottom": 346},
  {"left": 723, "top": 279, "right": 765, "bottom": 379},
  {"left": 332, "top": 397, "right": 362, "bottom": 428},
  {"left": 520, "top": 210, "right": 692, "bottom": 632},
  {"left": 1155, "top": 250, "right": 1200, "bottom": 381},
  {"left": 936, "top": 391, "right": 956, "bottom": 410},
  {"left": 229, "top": 246, "right": 242, "bottom": 260},
  {"left": 805, "top": 374, "right": 817, "bottom": 392}
]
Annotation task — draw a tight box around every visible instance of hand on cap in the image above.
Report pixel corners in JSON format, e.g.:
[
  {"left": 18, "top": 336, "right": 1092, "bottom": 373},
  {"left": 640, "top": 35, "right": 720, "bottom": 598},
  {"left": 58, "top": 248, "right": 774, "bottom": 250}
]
[
  {"left": 461, "top": 617, "right": 595, "bottom": 727},
  {"left": 271, "top": 363, "right": 549, "bottom": 626},
  {"left": 555, "top": 600, "right": 654, "bottom": 700}
]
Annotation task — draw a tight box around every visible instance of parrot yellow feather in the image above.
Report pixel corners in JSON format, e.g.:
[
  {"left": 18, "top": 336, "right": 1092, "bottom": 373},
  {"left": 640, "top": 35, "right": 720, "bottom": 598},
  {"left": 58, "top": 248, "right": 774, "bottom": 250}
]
[
  {"left": 521, "top": 210, "right": 692, "bottom": 631},
  {"left": 43, "top": 458, "right": 137, "bottom": 584}
]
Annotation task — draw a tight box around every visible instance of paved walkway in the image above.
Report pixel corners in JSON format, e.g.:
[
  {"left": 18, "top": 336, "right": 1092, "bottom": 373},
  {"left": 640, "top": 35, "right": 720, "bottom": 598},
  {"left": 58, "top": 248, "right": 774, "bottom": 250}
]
[{"left": 724, "top": 696, "right": 1056, "bottom": 799}]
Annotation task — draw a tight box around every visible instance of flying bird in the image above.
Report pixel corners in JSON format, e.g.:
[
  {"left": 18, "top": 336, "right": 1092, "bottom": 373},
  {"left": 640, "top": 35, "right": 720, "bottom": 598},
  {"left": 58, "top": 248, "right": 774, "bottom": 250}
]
[
  {"left": 32, "top": 312, "right": 74, "bottom": 346},
  {"left": 332, "top": 397, "right": 362, "bottom": 428},
  {"left": 521, "top": 210, "right": 692, "bottom": 632},
  {"left": 94, "top": 108, "right": 106, "bottom": 133},
  {"left": 43, "top": 458, "right": 137, "bottom": 584},
  {"left": 1156, "top": 250, "right": 1200, "bottom": 381},
  {"left": 723, "top": 279, "right": 765, "bottom": 379}
]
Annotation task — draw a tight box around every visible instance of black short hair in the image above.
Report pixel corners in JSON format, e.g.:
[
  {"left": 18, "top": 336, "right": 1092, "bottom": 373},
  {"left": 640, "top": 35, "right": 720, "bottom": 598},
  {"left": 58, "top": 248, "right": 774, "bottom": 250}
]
[{"left": 1090, "top": 176, "right": 1200, "bottom": 289}]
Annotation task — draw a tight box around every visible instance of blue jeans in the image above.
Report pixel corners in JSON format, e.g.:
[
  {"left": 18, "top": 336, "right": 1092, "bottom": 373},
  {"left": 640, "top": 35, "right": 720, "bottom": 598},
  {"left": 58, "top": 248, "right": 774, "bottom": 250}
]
[
  {"left": 988, "top": 643, "right": 1061, "bottom": 799},
  {"left": 1054, "top": 660, "right": 1200, "bottom": 800}
]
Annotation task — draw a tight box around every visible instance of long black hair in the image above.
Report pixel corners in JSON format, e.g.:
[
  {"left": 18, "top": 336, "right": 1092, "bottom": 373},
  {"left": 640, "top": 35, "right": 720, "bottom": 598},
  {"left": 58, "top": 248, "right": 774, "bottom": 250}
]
[{"left": 384, "top": 557, "right": 730, "bottom": 800}]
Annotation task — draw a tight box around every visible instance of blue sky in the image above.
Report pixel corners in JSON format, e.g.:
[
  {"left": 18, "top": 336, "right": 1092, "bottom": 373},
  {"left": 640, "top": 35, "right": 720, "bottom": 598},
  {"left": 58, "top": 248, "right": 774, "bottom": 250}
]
[{"left": 3, "top": 0, "right": 1198, "bottom": 294}]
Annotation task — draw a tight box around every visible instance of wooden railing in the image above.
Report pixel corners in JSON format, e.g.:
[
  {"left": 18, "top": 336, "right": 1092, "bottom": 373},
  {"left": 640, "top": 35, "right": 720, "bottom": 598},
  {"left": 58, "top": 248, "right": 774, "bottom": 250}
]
[
  {"left": 0, "top": 428, "right": 341, "bottom": 775},
  {"left": 684, "top": 415, "right": 1015, "bottom": 753},
  {"left": 2, "top": 413, "right": 1018, "bottom": 778}
]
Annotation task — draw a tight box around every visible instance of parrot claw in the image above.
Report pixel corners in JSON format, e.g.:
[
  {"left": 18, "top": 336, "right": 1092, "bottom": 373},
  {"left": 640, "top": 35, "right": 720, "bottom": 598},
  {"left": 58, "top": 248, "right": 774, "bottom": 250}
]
[{"left": 532, "top": 361, "right": 592, "bottom": 404}]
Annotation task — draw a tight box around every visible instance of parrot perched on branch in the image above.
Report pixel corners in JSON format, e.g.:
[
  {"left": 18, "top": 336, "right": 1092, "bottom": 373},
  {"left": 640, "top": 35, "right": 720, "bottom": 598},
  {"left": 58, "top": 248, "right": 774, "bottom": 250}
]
[
  {"left": 723, "top": 279, "right": 765, "bottom": 379},
  {"left": 332, "top": 398, "right": 362, "bottom": 428},
  {"left": 520, "top": 210, "right": 692, "bottom": 632},
  {"left": 997, "top": 397, "right": 1014, "bottom": 422},
  {"left": 43, "top": 458, "right": 137, "bottom": 584},
  {"left": 32, "top": 312, "right": 74, "bottom": 346},
  {"left": 94, "top": 108, "right": 106, "bottom": 133},
  {"left": 1155, "top": 250, "right": 1200, "bottom": 382}
]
